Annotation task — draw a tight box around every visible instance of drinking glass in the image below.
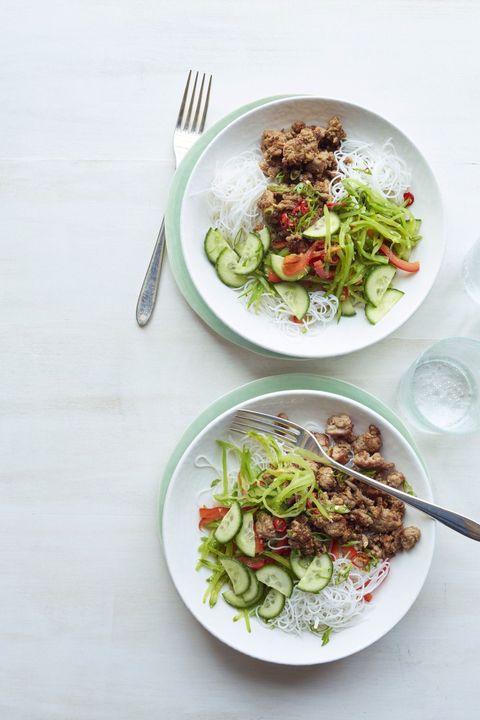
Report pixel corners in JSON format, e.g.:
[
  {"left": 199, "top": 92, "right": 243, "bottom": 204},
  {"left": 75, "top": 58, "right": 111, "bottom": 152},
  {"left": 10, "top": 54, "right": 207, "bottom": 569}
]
[
  {"left": 397, "top": 337, "right": 480, "bottom": 434},
  {"left": 462, "top": 238, "right": 480, "bottom": 304}
]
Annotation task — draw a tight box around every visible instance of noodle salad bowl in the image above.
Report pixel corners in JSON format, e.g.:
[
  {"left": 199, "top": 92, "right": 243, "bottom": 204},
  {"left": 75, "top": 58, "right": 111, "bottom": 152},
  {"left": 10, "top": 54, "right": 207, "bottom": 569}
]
[
  {"left": 180, "top": 97, "right": 443, "bottom": 358},
  {"left": 162, "top": 389, "right": 435, "bottom": 665}
]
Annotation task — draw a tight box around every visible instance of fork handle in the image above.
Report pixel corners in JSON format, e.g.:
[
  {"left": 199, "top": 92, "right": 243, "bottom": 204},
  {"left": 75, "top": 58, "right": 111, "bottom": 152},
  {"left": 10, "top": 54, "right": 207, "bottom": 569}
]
[
  {"left": 326, "top": 455, "right": 480, "bottom": 541},
  {"left": 136, "top": 219, "right": 166, "bottom": 327}
]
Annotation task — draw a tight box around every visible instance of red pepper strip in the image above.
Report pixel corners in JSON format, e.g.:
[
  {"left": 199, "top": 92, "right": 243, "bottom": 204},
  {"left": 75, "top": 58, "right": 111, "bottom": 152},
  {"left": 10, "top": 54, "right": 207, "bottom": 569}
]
[
  {"left": 380, "top": 243, "right": 420, "bottom": 273},
  {"left": 255, "top": 536, "right": 264, "bottom": 554},
  {"left": 352, "top": 552, "right": 370, "bottom": 569},
  {"left": 293, "top": 199, "right": 309, "bottom": 215},
  {"left": 282, "top": 253, "right": 310, "bottom": 277},
  {"left": 313, "top": 259, "right": 336, "bottom": 280},
  {"left": 290, "top": 315, "right": 304, "bottom": 324},
  {"left": 279, "top": 212, "right": 293, "bottom": 229},
  {"left": 307, "top": 251, "right": 325, "bottom": 265},
  {"left": 330, "top": 540, "right": 341, "bottom": 559},
  {"left": 363, "top": 592, "right": 373, "bottom": 602},
  {"left": 267, "top": 269, "right": 282, "bottom": 284},
  {"left": 403, "top": 191, "right": 414, "bottom": 207},
  {"left": 282, "top": 240, "right": 329, "bottom": 277},
  {"left": 237, "top": 556, "right": 267, "bottom": 570},
  {"left": 198, "top": 506, "right": 229, "bottom": 528},
  {"left": 309, "top": 240, "right": 326, "bottom": 253},
  {"left": 344, "top": 547, "right": 358, "bottom": 560},
  {"left": 273, "top": 518, "right": 287, "bottom": 533}
]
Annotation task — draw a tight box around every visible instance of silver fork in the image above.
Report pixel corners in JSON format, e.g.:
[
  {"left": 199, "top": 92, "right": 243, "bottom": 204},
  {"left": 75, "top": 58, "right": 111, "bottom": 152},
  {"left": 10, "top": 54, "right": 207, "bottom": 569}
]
[
  {"left": 231, "top": 408, "right": 480, "bottom": 541},
  {"left": 136, "top": 70, "right": 212, "bottom": 327}
]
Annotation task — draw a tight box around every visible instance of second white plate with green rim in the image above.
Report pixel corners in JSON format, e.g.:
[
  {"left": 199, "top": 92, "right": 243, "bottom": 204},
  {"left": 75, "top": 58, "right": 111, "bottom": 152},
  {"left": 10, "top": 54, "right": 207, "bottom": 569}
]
[{"left": 160, "top": 373, "right": 434, "bottom": 665}]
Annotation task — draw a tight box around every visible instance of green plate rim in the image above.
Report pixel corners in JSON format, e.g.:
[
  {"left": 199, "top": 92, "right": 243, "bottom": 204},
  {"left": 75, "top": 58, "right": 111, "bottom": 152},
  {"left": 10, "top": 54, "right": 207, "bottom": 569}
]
[
  {"left": 158, "top": 372, "right": 426, "bottom": 530},
  {"left": 164, "top": 95, "right": 295, "bottom": 359}
]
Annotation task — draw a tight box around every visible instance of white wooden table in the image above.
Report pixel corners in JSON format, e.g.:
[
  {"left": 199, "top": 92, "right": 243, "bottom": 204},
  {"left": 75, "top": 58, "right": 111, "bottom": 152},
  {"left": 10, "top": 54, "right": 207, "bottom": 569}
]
[{"left": 2, "top": 1, "right": 480, "bottom": 717}]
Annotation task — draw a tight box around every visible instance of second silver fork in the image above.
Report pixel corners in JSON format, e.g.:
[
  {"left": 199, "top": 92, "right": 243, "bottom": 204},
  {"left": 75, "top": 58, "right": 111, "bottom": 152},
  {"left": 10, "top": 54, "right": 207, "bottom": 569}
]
[{"left": 231, "top": 408, "right": 480, "bottom": 541}]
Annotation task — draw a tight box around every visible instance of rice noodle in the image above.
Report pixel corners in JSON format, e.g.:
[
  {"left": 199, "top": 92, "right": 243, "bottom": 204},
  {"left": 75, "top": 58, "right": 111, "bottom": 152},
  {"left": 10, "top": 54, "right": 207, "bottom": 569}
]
[
  {"left": 268, "top": 557, "right": 390, "bottom": 636},
  {"left": 330, "top": 138, "right": 411, "bottom": 204},
  {"left": 238, "top": 280, "right": 339, "bottom": 336},
  {"left": 208, "top": 151, "right": 268, "bottom": 239}
]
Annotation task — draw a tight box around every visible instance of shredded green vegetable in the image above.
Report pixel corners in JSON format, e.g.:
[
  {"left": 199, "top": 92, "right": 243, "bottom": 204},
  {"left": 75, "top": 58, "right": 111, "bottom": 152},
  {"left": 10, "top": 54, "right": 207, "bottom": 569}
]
[
  {"left": 259, "top": 178, "right": 422, "bottom": 318},
  {"left": 320, "top": 179, "right": 422, "bottom": 307},
  {"left": 321, "top": 626, "right": 333, "bottom": 645}
]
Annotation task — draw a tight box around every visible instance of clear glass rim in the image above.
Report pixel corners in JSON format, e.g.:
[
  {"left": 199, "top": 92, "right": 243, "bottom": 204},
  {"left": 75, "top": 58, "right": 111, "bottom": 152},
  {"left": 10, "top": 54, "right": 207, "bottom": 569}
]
[{"left": 398, "top": 336, "right": 480, "bottom": 434}]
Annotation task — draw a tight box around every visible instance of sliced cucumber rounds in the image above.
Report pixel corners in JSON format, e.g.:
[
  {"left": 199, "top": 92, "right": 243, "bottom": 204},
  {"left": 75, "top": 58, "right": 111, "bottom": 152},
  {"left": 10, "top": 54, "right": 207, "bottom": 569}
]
[
  {"left": 234, "top": 233, "right": 264, "bottom": 275},
  {"left": 215, "top": 248, "right": 247, "bottom": 288},
  {"left": 241, "top": 570, "right": 260, "bottom": 603},
  {"left": 290, "top": 550, "right": 313, "bottom": 579},
  {"left": 365, "top": 288, "right": 404, "bottom": 325},
  {"left": 270, "top": 253, "right": 308, "bottom": 282},
  {"left": 235, "top": 512, "right": 256, "bottom": 557},
  {"left": 222, "top": 569, "right": 264, "bottom": 609},
  {"left": 297, "top": 553, "right": 333, "bottom": 593},
  {"left": 256, "top": 564, "right": 293, "bottom": 598},
  {"left": 204, "top": 228, "right": 230, "bottom": 264},
  {"left": 257, "top": 226, "right": 271, "bottom": 252},
  {"left": 364, "top": 265, "right": 396, "bottom": 306},
  {"left": 275, "top": 282, "right": 309, "bottom": 320},
  {"left": 214, "top": 502, "right": 242, "bottom": 543},
  {"left": 340, "top": 298, "right": 357, "bottom": 317},
  {"left": 220, "top": 557, "right": 251, "bottom": 595},
  {"left": 303, "top": 211, "right": 340, "bottom": 239},
  {"left": 258, "top": 588, "right": 285, "bottom": 620},
  {"left": 222, "top": 584, "right": 263, "bottom": 609}
]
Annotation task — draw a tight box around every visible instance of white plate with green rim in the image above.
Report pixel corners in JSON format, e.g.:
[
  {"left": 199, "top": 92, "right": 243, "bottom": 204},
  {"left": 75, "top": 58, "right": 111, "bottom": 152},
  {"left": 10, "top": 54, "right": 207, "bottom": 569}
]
[
  {"left": 160, "top": 374, "right": 434, "bottom": 665},
  {"left": 179, "top": 96, "right": 443, "bottom": 358}
]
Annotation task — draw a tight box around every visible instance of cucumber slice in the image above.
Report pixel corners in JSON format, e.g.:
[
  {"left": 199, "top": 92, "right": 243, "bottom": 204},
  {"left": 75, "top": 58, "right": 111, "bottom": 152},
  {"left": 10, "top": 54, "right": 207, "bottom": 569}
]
[
  {"left": 270, "top": 253, "right": 308, "bottom": 282},
  {"left": 257, "top": 226, "right": 271, "bottom": 252},
  {"left": 204, "top": 228, "right": 230, "bottom": 264},
  {"left": 256, "top": 565, "right": 293, "bottom": 598},
  {"left": 235, "top": 512, "right": 256, "bottom": 558},
  {"left": 235, "top": 233, "right": 264, "bottom": 275},
  {"left": 220, "top": 557, "right": 251, "bottom": 595},
  {"left": 222, "top": 582, "right": 264, "bottom": 609},
  {"left": 233, "top": 228, "right": 245, "bottom": 251},
  {"left": 340, "top": 298, "right": 357, "bottom": 317},
  {"left": 365, "top": 288, "right": 404, "bottom": 325},
  {"left": 241, "top": 570, "right": 260, "bottom": 603},
  {"left": 364, "top": 265, "right": 396, "bottom": 306},
  {"left": 275, "top": 282, "right": 310, "bottom": 320},
  {"left": 297, "top": 553, "right": 333, "bottom": 593},
  {"left": 303, "top": 211, "right": 340, "bottom": 239},
  {"left": 258, "top": 588, "right": 285, "bottom": 620},
  {"left": 215, "top": 248, "right": 247, "bottom": 288},
  {"left": 214, "top": 502, "right": 242, "bottom": 544},
  {"left": 290, "top": 550, "right": 313, "bottom": 579}
]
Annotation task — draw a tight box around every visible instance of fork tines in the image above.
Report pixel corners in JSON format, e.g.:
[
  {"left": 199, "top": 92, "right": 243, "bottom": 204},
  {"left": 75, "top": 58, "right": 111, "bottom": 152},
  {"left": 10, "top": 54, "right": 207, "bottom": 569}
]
[
  {"left": 230, "top": 409, "right": 300, "bottom": 446},
  {"left": 176, "top": 70, "right": 212, "bottom": 133}
]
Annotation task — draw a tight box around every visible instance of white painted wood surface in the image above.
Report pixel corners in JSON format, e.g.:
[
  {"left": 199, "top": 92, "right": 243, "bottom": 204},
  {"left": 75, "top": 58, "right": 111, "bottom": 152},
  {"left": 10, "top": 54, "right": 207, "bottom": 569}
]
[{"left": 1, "top": 0, "right": 480, "bottom": 717}]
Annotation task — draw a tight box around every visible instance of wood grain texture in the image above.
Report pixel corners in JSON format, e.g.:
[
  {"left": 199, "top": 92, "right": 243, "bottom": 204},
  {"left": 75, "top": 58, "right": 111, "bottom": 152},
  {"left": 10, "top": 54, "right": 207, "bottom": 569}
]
[{"left": 1, "top": 0, "right": 480, "bottom": 717}]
